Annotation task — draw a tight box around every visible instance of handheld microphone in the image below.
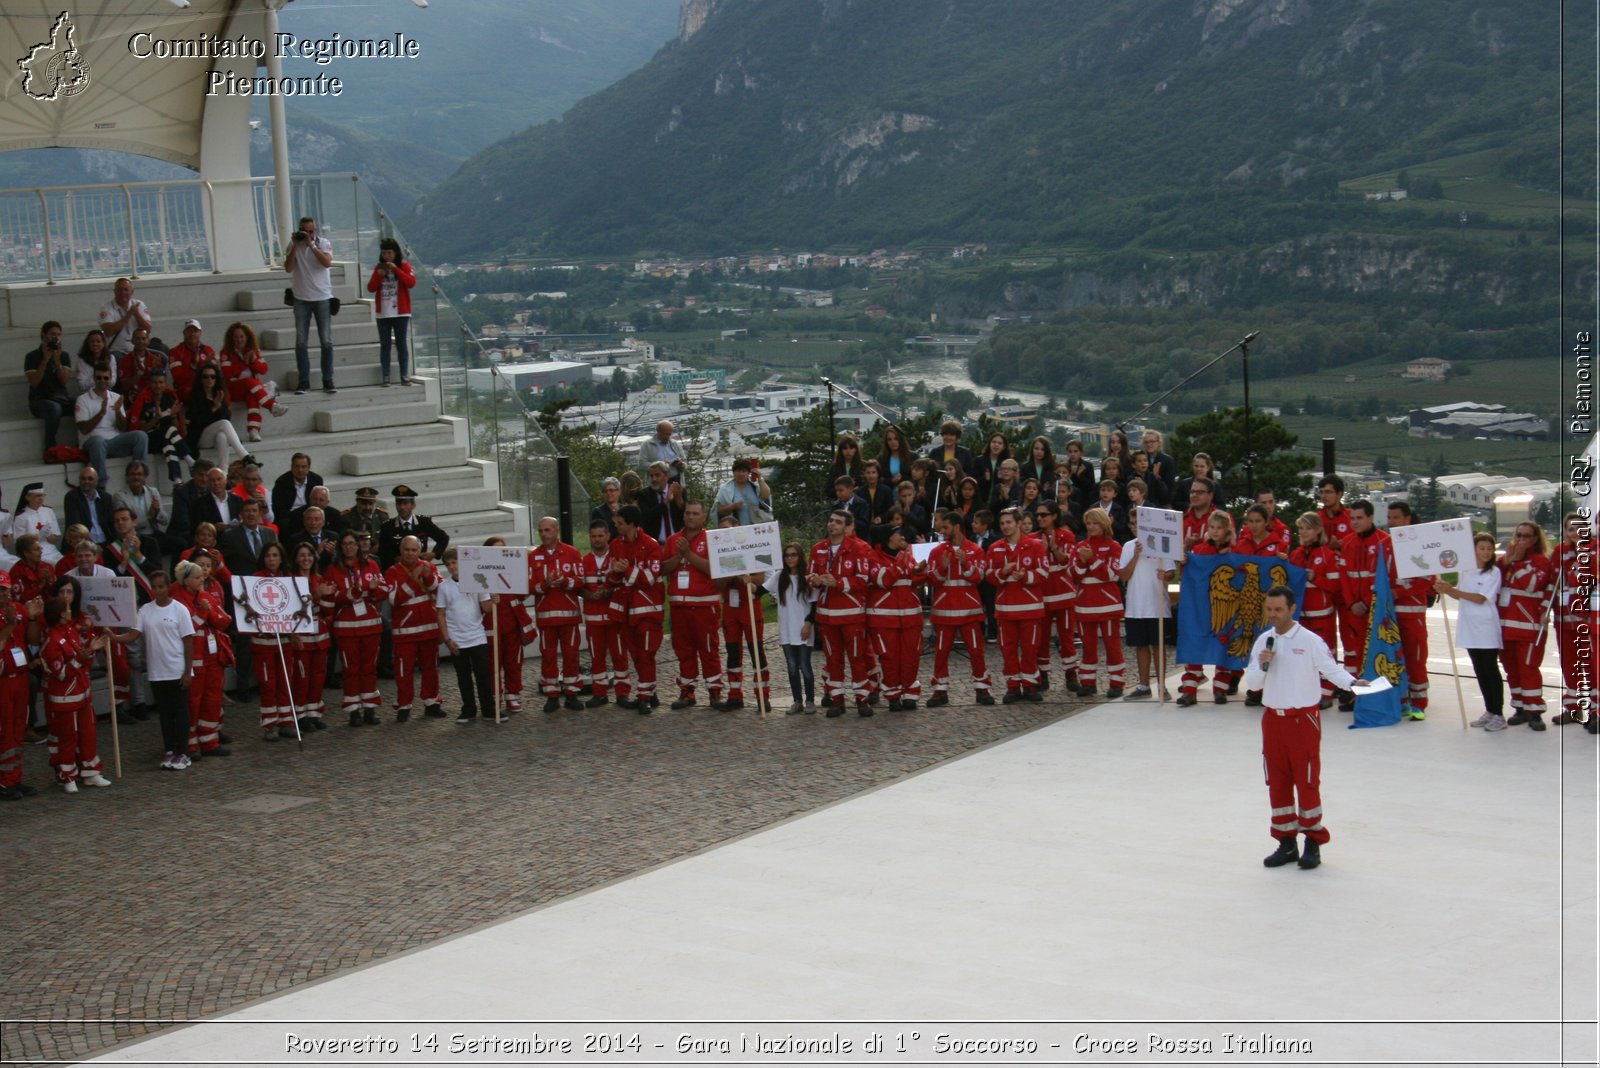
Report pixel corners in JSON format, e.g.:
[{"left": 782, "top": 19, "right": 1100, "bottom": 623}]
[{"left": 1263, "top": 634, "right": 1275, "bottom": 671}]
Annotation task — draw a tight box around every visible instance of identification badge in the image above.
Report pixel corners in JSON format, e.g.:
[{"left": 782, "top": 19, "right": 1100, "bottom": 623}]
[
  {"left": 353, "top": 601, "right": 367, "bottom": 617},
  {"left": 207, "top": 634, "right": 218, "bottom": 654},
  {"left": 676, "top": 570, "right": 690, "bottom": 590},
  {"left": 10, "top": 647, "right": 26, "bottom": 668},
  {"left": 728, "top": 589, "right": 741, "bottom": 608}
]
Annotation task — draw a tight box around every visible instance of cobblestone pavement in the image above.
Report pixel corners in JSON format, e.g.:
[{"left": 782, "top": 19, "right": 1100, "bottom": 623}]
[{"left": 2, "top": 640, "right": 1100, "bottom": 1062}]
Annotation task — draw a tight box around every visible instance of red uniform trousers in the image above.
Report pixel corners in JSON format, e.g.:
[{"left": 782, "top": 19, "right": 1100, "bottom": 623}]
[
  {"left": 587, "top": 622, "right": 628, "bottom": 697},
  {"left": 724, "top": 607, "right": 770, "bottom": 703},
  {"left": 1262, "top": 707, "right": 1329, "bottom": 844},
  {"left": 1180, "top": 663, "right": 1233, "bottom": 700},
  {"left": 1501, "top": 638, "right": 1548, "bottom": 716},
  {"left": 1300, "top": 612, "right": 1340, "bottom": 699},
  {"left": 339, "top": 631, "right": 382, "bottom": 714},
  {"left": 1395, "top": 611, "right": 1429, "bottom": 711},
  {"left": 997, "top": 617, "right": 1043, "bottom": 693},
  {"left": 1559, "top": 612, "right": 1597, "bottom": 720},
  {"left": 252, "top": 636, "right": 296, "bottom": 729},
  {"left": 670, "top": 608, "right": 723, "bottom": 697},
  {"left": 187, "top": 652, "right": 225, "bottom": 753},
  {"left": 0, "top": 674, "right": 30, "bottom": 789},
  {"left": 1075, "top": 618, "right": 1125, "bottom": 690},
  {"left": 1043, "top": 605, "right": 1078, "bottom": 679},
  {"left": 931, "top": 622, "right": 990, "bottom": 693},
  {"left": 394, "top": 637, "right": 441, "bottom": 710},
  {"left": 623, "top": 619, "right": 663, "bottom": 698},
  {"left": 538, "top": 623, "right": 581, "bottom": 697},
  {"left": 1336, "top": 606, "right": 1362, "bottom": 672},
  {"left": 227, "top": 378, "right": 277, "bottom": 434},
  {"left": 818, "top": 620, "right": 870, "bottom": 703},
  {"left": 46, "top": 691, "right": 101, "bottom": 783},
  {"left": 294, "top": 635, "right": 330, "bottom": 720},
  {"left": 868, "top": 625, "right": 921, "bottom": 702}
]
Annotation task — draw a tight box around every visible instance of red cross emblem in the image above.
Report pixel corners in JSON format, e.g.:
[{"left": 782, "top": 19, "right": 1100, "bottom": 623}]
[{"left": 258, "top": 582, "right": 286, "bottom": 610}]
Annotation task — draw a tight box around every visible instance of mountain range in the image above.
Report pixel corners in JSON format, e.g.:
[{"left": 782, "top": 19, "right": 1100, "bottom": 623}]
[{"left": 406, "top": 0, "right": 1585, "bottom": 259}]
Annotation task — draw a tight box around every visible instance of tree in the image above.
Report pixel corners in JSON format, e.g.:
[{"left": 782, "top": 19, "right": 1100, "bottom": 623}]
[
  {"left": 750, "top": 406, "right": 840, "bottom": 544},
  {"left": 1409, "top": 476, "right": 1459, "bottom": 523},
  {"left": 1372, "top": 453, "right": 1389, "bottom": 474},
  {"left": 1169, "top": 406, "right": 1312, "bottom": 510},
  {"left": 535, "top": 399, "right": 629, "bottom": 504}
]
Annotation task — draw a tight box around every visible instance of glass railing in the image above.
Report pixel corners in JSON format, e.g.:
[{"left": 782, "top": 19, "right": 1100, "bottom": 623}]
[{"left": 289, "top": 173, "right": 589, "bottom": 530}]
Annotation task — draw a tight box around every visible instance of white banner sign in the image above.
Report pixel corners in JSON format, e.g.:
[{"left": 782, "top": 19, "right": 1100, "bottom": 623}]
[
  {"left": 232, "top": 575, "right": 315, "bottom": 634},
  {"left": 1390, "top": 517, "right": 1478, "bottom": 579},
  {"left": 1136, "top": 506, "right": 1183, "bottom": 563},
  {"left": 706, "top": 521, "right": 782, "bottom": 579},
  {"left": 78, "top": 576, "right": 137, "bottom": 628},
  {"left": 458, "top": 545, "right": 529, "bottom": 595}
]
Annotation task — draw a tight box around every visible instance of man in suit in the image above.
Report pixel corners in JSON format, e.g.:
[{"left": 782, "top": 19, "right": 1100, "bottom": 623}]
[
  {"left": 377, "top": 485, "right": 449, "bottom": 569},
  {"left": 271, "top": 452, "right": 323, "bottom": 527},
  {"left": 289, "top": 504, "right": 340, "bottom": 568},
  {"left": 634, "top": 461, "right": 685, "bottom": 544},
  {"left": 64, "top": 466, "right": 117, "bottom": 548},
  {"left": 284, "top": 485, "right": 344, "bottom": 543},
  {"left": 168, "top": 458, "right": 215, "bottom": 544},
  {"left": 925, "top": 419, "right": 975, "bottom": 475},
  {"left": 192, "top": 464, "right": 243, "bottom": 533},
  {"left": 220, "top": 498, "right": 278, "bottom": 575}
]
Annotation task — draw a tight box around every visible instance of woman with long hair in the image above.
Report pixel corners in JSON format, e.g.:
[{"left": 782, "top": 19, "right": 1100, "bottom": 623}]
[
  {"left": 775, "top": 543, "right": 816, "bottom": 713},
  {"left": 1103, "top": 428, "right": 1134, "bottom": 477},
  {"left": 1059, "top": 440, "right": 1097, "bottom": 514},
  {"left": 248, "top": 541, "right": 298, "bottom": 741},
  {"left": 1435, "top": 532, "right": 1508, "bottom": 730},
  {"left": 1175, "top": 452, "right": 1220, "bottom": 512},
  {"left": 937, "top": 459, "right": 966, "bottom": 511},
  {"left": 989, "top": 457, "right": 1023, "bottom": 512},
  {"left": 368, "top": 237, "right": 418, "bottom": 386},
  {"left": 877, "top": 425, "right": 916, "bottom": 487},
  {"left": 1019, "top": 436, "right": 1056, "bottom": 494},
  {"left": 971, "top": 432, "right": 1010, "bottom": 504},
  {"left": 173, "top": 558, "right": 232, "bottom": 760},
  {"left": 218, "top": 321, "right": 286, "bottom": 444},
  {"left": 1497, "top": 521, "right": 1555, "bottom": 730},
  {"left": 827, "top": 434, "right": 866, "bottom": 489},
  {"left": 319, "top": 531, "right": 388, "bottom": 726},
  {"left": 73, "top": 329, "right": 111, "bottom": 395},
  {"left": 185, "top": 365, "right": 248, "bottom": 470},
  {"left": 858, "top": 460, "right": 895, "bottom": 527},
  {"left": 291, "top": 541, "right": 330, "bottom": 731}
]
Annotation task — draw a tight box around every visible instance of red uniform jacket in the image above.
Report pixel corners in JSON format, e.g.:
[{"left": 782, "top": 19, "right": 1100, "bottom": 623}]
[
  {"left": 866, "top": 548, "right": 922, "bottom": 630},
  {"left": 385, "top": 561, "right": 441, "bottom": 641},
  {"left": 1339, "top": 527, "right": 1393, "bottom": 610},
  {"left": 1070, "top": 533, "right": 1124, "bottom": 622},
  {"left": 609, "top": 532, "right": 664, "bottom": 622},
  {"left": 1037, "top": 526, "right": 1078, "bottom": 613},
  {"left": 1290, "top": 543, "right": 1341, "bottom": 620},
  {"left": 926, "top": 541, "right": 986, "bottom": 625},
  {"left": 663, "top": 530, "right": 722, "bottom": 614},
  {"left": 528, "top": 542, "right": 583, "bottom": 626},
  {"left": 987, "top": 535, "right": 1046, "bottom": 620},
  {"left": 1498, "top": 552, "right": 1553, "bottom": 641},
  {"left": 319, "top": 559, "right": 389, "bottom": 636},
  {"left": 807, "top": 537, "right": 868, "bottom": 626},
  {"left": 581, "top": 550, "right": 625, "bottom": 626}
]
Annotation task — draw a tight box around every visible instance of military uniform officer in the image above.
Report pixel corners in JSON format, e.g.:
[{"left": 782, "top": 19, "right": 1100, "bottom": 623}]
[
  {"left": 377, "top": 485, "right": 449, "bottom": 569},
  {"left": 342, "top": 486, "right": 390, "bottom": 542}
]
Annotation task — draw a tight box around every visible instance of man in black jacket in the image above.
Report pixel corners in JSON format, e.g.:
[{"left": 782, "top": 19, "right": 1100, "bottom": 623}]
[
  {"left": 377, "top": 485, "right": 449, "bottom": 568},
  {"left": 634, "top": 462, "right": 685, "bottom": 544},
  {"left": 271, "top": 452, "right": 323, "bottom": 526},
  {"left": 65, "top": 467, "right": 117, "bottom": 547},
  {"left": 925, "top": 419, "right": 975, "bottom": 475}
]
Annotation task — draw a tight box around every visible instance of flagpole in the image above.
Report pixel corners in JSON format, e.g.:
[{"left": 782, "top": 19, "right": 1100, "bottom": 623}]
[
  {"left": 105, "top": 633, "right": 122, "bottom": 778},
  {"left": 746, "top": 584, "right": 766, "bottom": 717},
  {"left": 1438, "top": 597, "right": 1467, "bottom": 730},
  {"left": 276, "top": 633, "right": 302, "bottom": 750},
  {"left": 492, "top": 597, "right": 502, "bottom": 725}
]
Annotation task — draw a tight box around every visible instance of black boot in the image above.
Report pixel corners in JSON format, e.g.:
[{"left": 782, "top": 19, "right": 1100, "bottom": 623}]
[
  {"left": 926, "top": 693, "right": 949, "bottom": 708},
  {"left": 395, "top": 707, "right": 411, "bottom": 723},
  {"left": 362, "top": 707, "right": 379, "bottom": 725},
  {"left": 1263, "top": 837, "right": 1299, "bottom": 868},
  {"left": 975, "top": 690, "right": 995, "bottom": 705},
  {"left": 543, "top": 697, "right": 560, "bottom": 714},
  {"left": 1297, "top": 839, "right": 1322, "bottom": 869},
  {"left": 349, "top": 709, "right": 363, "bottom": 728},
  {"left": 563, "top": 694, "right": 583, "bottom": 711}
]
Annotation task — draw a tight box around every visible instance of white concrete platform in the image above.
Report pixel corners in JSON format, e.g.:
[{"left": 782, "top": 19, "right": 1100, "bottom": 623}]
[{"left": 95, "top": 620, "right": 1599, "bottom": 1066}]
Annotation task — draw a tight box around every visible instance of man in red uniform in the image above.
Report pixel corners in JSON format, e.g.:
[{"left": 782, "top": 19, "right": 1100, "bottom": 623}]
[
  {"left": 1035, "top": 501, "right": 1078, "bottom": 691},
  {"left": 1553, "top": 513, "right": 1598, "bottom": 729},
  {"left": 165, "top": 318, "right": 217, "bottom": 400},
  {"left": 529, "top": 516, "right": 585, "bottom": 713},
  {"left": 1317, "top": 475, "right": 1358, "bottom": 681},
  {"left": 1290, "top": 513, "right": 1343, "bottom": 708},
  {"left": 610, "top": 505, "right": 664, "bottom": 712},
  {"left": 0, "top": 575, "right": 42, "bottom": 801},
  {"left": 385, "top": 534, "right": 443, "bottom": 721},
  {"left": 662, "top": 502, "right": 725, "bottom": 710},
  {"left": 1337, "top": 500, "right": 1393, "bottom": 712},
  {"left": 1071, "top": 507, "right": 1125, "bottom": 698},
  {"left": 42, "top": 599, "right": 112, "bottom": 791},
  {"left": 926, "top": 511, "right": 994, "bottom": 706},
  {"left": 865, "top": 526, "right": 921, "bottom": 710},
  {"left": 580, "top": 520, "right": 627, "bottom": 708},
  {"left": 1243, "top": 585, "right": 1358, "bottom": 871},
  {"left": 1386, "top": 501, "right": 1433, "bottom": 721},
  {"left": 1254, "top": 489, "right": 1292, "bottom": 545},
  {"left": 1236, "top": 503, "right": 1293, "bottom": 707},
  {"left": 987, "top": 507, "right": 1046, "bottom": 703},
  {"left": 807, "top": 509, "right": 872, "bottom": 716}
]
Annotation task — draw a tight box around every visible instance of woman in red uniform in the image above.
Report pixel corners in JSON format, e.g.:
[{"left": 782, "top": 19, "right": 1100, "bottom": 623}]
[
  {"left": 1071, "top": 507, "right": 1125, "bottom": 698},
  {"left": 1499, "top": 521, "right": 1555, "bottom": 730},
  {"left": 987, "top": 507, "right": 1046, "bottom": 703},
  {"left": 174, "top": 558, "right": 232, "bottom": 758},
  {"left": 217, "top": 321, "right": 285, "bottom": 443},
  {"left": 41, "top": 582, "right": 111, "bottom": 792},
  {"left": 248, "top": 541, "right": 298, "bottom": 740},
  {"left": 482, "top": 535, "right": 536, "bottom": 714},
  {"left": 1289, "top": 513, "right": 1343, "bottom": 708},
  {"left": 320, "top": 531, "right": 388, "bottom": 726},
  {"left": 291, "top": 542, "right": 330, "bottom": 731},
  {"left": 866, "top": 525, "right": 924, "bottom": 710}
]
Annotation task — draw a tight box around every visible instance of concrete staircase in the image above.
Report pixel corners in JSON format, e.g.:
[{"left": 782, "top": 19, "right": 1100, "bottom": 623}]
[{"left": 0, "top": 267, "right": 528, "bottom": 545}]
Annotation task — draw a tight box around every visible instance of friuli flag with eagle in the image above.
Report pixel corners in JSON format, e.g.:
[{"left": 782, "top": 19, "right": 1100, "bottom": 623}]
[
  {"left": 1177, "top": 554, "right": 1307, "bottom": 672},
  {"left": 1350, "top": 545, "right": 1407, "bottom": 729}
]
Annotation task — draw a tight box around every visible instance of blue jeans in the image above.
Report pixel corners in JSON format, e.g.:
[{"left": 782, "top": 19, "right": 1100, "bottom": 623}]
[
  {"left": 376, "top": 316, "right": 410, "bottom": 380},
  {"left": 84, "top": 431, "right": 148, "bottom": 485},
  {"left": 29, "top": 396, "right": 66, "bottom": 451},
  {"left": 782, "top": 643, "right": 814, "bottom": 705},
  {"left": 293, "top": 298, "right": 335, "bottom": 388}
]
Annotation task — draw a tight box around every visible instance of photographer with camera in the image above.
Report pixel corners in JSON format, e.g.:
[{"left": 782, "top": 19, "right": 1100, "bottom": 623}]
[
  {"left": 24, "top": 320, "right": 74, "bottom": 456},
  {"left": 283, "top": 215, "right": 337, "bottom": 395}
]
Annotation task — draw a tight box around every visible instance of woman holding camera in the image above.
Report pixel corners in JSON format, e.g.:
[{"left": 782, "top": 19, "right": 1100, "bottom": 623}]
[{"left": 367, "top": 237, "right": 418, "bottom": 386}]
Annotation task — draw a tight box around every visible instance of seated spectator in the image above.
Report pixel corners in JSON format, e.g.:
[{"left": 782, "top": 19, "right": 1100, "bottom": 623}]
[
  {"left": 284, "top": 485, "right": 342, "bottom": 544},
  {"left": 230, "top": 461, "right": 275, "bottom": 529},
  {"left": 271, "top": 453, "right": 322, "bottom": 523},
  {"left": 98, "top": 277, "right": 152, "bottom": 357},
  {"left": 191, "top": 464, "right": 242, "bottom": 531},
  {"left": 75, "top": 365, "right": 149, "bottom": 486},
  {"left": 185, "top": 364, "right": 248, "bottom": 470},
  {"left": 65, "top": 467, "right": 116, "bottom": 548},
  {"left": 114, "top": 327, "right": 168, "bottom": 398},
  {"left": 165, "top": 318, "right": 217, "bottom": 401},
  {"left": 24, "top": 322, "right": 74, "bottom": 455},
  {"left": 290, "top": 505, "right": 340, "bottom": 568},
  {"left": 168, "top": 458, "right": 214, "bottom": 544},
  {"left": 218, "top": 322, "right": 287, "bottom": 443},
  {"left": 73, "top": 329, "right": 111, "bottom": 395},
  {"left": 116, "top": 460, "right": 182, "bottom": 560},
  {"left": 106, "top": 504, "right": 163, "bottom": 583},
  {"left": 126, "top": 367, "right": 193, "bottom": 483}
]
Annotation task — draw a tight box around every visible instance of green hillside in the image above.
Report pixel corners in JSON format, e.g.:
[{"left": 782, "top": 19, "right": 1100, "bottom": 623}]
[{"left": 409, "top": 0, "right": 1588, "bottom": 259}]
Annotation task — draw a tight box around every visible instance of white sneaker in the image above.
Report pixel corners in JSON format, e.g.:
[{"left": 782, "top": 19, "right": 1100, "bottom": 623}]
[
  {"left": 1484, "top": 714, "right": 1508, "bottom": 732},
  {"left": 62, "top": 780, "right": 78, "bottom": 794},
  {"left": 1470, "top": 711, "right": 1496, "bottom": 728},
  {"left": 1124, "top": 685, "right": 1153, "bottom": 701},
  {"left": 271, "top": 402, "right": 287, "bottom": 417},
  {"left": 159, "top": 752, "right": 177, "bottom": 770},
  {"left": 80, "top": 771, "right": 112, "bottom": 787},
  {"left": 247, "top": 428, "right": 261, "bottom": 442},
  {"left": 172, "top": 753, "right": 192, "bottom": 769}
]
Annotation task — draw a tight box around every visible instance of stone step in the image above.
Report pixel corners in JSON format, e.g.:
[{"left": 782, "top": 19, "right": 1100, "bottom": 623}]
[
  {"left": 0, "top": 265, "right": 357, "bottom": 331},
  {"left": 341, "top": 443, "right": 469, "bottom": 476},
  {"left": 258, "top": 319, "right": 379, "bottom": 351},
  {"left": 235, "top": 285, "right": 364, "bottom": 312},
  {"left": 314, "top": 398, "right": 440, "bottom": 434},
  {"left": 283, "top": 360, "right": 435, "bottom": 393}
]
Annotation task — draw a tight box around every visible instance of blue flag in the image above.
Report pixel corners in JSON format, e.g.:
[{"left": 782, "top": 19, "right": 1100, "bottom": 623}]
[
  {"left": 1176, "top": 553, "right": 1307, "bottom": 671},
  {"left": 1351, "top": 546, "right": 1407, "bottom": 729}
]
